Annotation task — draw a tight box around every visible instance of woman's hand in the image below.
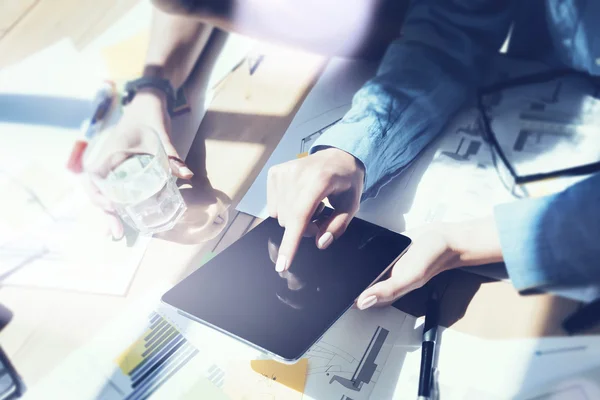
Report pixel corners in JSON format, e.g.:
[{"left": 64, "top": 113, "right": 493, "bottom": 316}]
[
  {"left": 356, "top": 216, "right": 504, "bottom": 310},
  {"left": 267, "top": 147, "right": 365, "bottom": 272}
]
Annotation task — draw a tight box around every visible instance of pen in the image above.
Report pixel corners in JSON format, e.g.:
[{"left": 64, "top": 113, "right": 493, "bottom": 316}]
[
  {"left": 67, "top": 81, "right": 117, "bottom": 173},
  {"left": 248, "top": 54, "right": 265, "bottom": 75},
  {"left": 210, "top": 57, "right": 246, "bottom": 90},
  {"left": 417, "top": 289, "right": 440, "bottom": 400}
]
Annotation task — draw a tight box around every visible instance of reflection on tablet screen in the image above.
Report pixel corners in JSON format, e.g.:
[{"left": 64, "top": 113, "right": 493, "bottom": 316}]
[{"left": 162, "top": 211, "right": 411, "bottom": 361}]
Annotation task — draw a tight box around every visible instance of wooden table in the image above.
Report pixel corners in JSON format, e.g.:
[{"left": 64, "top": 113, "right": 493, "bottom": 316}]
[{"left": 0, "top": 24, "right": 597, "bottom": 394}]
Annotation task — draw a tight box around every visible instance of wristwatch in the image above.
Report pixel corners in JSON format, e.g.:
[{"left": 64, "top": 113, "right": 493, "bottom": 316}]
[{"left": 122, "top": 76, "right": 177, "bottom": 114}]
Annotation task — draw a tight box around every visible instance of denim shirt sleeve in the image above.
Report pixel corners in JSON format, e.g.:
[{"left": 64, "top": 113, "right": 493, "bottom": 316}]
[
  {"left": 309, "top": 0, "right": 515, "bottom": 198},
  {"left": 494, "top": 173, "right": 600, "bottom": 294}
]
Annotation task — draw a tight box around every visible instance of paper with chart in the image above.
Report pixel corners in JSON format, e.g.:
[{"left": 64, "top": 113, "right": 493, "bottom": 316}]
[
  {"left": 164, "top": 302, "right": 415, "bottom": 400},
  {"left": 25, "top": 291, "right": 232, "bottom": 400},
  {"left": 0, "top": 39, "right": 150, "bottom": 295},
  {"left": 302, "top": 306, "right": 413, "bottom": 400},
  {"left": 237, "top": 56, "right": 599, "bottom": 235},
  {"left": 488, "top": 74, "right": 600, "bottom": 179},
  {"left": 26, "top": 284, "right": 600, "bottom": 400},
  {"left": 26, "top": 286, "right": 419, "bottom": 400}
]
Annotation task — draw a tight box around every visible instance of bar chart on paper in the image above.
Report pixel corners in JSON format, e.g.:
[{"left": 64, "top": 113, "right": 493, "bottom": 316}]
[
  {"left": 24, "top": 304, "right": 225, "bottom": 399},
  {"left": 91, "top": 308, "right": 237, "bottom": 400},
  {"left": 112, "top": 311, "right": 200, "bottom": 400}
]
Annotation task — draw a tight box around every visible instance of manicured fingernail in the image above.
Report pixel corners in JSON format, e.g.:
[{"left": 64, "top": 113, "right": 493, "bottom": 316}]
[
  {"left": 317, "top": 232, "right": 334, "bottom": 249},
  {"left": 275, "top": 255, "right": 287, "bottom": 272},
  {"left": 110, "top": 219, "right": 124, "bottom": 241},
  {"left": 358, "top": 295, "right": 377, "bottom": 310},
  {"left": 179, "top": 165, "right": 193, "bottom": 177}
]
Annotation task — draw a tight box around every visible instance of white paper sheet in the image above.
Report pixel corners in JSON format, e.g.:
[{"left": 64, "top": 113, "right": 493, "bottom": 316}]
[
  {"left": 302, "top": 307, "right": 415, "bottom": 400},
  {"left": 515, "top": 365, "right": 600, "bottom": 400},
  {"left": 26, "top": 287, "right": 600, "bottom": 400},
  {"left": 488, "top": 74, "right": 600, "bottom": 178},
  {"left": 370, "top": 318, "right": 600, "bottom": 400},
  {"left": 0, "top": 39, "right": 152, "bottom": 295},
  {"left": 25, "top": 287, "right": 419, "bottom": 400},
  {"left": 160, "top": 300, "right": 420, "bottom": 400},
  {"left": 25, "top": 289, "right": 232, "bottom": 400}
]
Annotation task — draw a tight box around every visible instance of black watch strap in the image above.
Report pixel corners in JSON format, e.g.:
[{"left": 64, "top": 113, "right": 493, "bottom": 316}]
[{"left": 123, "top": 76, "right": 176, "bottom": 114}]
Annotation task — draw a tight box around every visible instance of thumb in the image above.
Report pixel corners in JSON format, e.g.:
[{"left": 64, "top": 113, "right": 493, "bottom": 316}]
[
  {"left": 356, "top": 255, "right": 424, "bottom": 310},
  {"left": 105, "top": 212, "right": 124, "bottom": 240},
  {"left": 315, "top": 209, "right": 355, "bottom": 250},
  {"left": 356, "top": 276, "right": 413, "bottom": 310},
  {"left": 168, "top": 154, "right": 194, "bottom": 179}
]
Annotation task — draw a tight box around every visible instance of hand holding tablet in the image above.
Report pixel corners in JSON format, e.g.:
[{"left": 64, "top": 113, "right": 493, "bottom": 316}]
[{"left": 162, "top": 208, "right": 411, "bottom": 362}]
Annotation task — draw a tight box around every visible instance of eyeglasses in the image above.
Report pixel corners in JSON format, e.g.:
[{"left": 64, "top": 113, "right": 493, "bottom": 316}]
[{"left": 476, "top": 69, "right": 600, "bottom": 195}]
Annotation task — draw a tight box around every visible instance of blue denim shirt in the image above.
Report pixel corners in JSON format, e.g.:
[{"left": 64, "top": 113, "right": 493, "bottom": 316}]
[{"left": 311, "top": 0, "right": 600, "bottom": 293}]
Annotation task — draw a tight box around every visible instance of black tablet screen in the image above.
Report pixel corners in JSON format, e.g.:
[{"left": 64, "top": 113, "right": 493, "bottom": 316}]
[{"left": 162, "top": 211, "right": 411, "bottom": 361}]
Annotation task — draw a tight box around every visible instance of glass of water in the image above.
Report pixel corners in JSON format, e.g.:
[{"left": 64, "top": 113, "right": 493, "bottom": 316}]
[{"left": 83, "top": 125, "right": 186, "bottom": 234}]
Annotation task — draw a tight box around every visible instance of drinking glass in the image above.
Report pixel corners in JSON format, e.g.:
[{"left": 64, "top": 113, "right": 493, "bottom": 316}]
[{"left": 83, "top": 125, "right": 186, "bottom": 234}]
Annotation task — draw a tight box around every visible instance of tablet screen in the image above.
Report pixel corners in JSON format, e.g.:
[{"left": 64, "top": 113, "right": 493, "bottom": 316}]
[{"left": 162, "top": 211, "right": 411, "bottom": 361}]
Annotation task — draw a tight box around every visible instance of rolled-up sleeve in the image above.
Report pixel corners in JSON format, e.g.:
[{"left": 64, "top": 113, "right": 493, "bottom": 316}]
[
  {"left": 310, "top": 0, "right": 515, "bottom": 198},
  {"left": 495, "top": 173, "right": 600, "bottom": 293}
]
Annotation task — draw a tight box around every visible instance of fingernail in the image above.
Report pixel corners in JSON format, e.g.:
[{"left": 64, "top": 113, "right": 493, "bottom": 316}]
[
  {"left": 178, "top": 165, "right": 194, "bottom": 177},
  {"left": 275, "top": 255, "right": 287, "bottom": 272},
  {"left": 110, "top": 219, "right": 124, "bottom": 241},
  {"left": 317, "top": 232, "right": 333, "bottom": 249},
  {"left": 358, "top": 295, "right": 377, "bottom": 310}
]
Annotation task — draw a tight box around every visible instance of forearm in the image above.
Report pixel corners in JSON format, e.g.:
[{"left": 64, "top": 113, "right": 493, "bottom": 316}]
[
  {"left": 440, "top": 173, "right": 600, "bottom": 293},
  {"left": 311, "top": 42, "right": 473, "bottom": 200},
  {"left": 312, "top": 0, "right": 515, "bottom": 198},
  {"left": 152, "top": 0, "right": 404, "bottom": 58},
  {"left": 494, "top": 173, "right": 600, "bottom": 293},
  {"left": 143, "top": 7, "right": 212, "bottom": 90}
]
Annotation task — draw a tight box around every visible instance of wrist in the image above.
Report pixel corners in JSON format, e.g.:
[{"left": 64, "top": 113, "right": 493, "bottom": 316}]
[
  {"left": 319, "top": 147, "right": 365, "bottom": 179},
  {"left": 142, "top": 65, "right": 178, "bottom": 89},
  {"left": 444, "top": 216, "right": 504, "bottom": 268},
  {"left": 124, "top": 89, "right": 168, "bottom": 114},
  {"left": 120, "top": 91, "right": 170, "bottom": 133}
]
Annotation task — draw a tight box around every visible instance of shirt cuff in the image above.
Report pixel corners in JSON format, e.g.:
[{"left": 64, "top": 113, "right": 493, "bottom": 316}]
[
  {"left": 493, "top": 196, "right": 562, "bottom": 294},
  {"left": 309, "top": 117, "right": 376, "bottom": 184}
]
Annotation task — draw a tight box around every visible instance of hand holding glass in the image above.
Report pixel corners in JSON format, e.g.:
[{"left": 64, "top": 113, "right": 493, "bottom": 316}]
[{"left": 83, "top": 126, "right": 186, "bottom": 234}]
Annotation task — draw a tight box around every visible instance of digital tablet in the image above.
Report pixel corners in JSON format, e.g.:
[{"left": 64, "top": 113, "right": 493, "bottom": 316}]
[{"left": 162, "top": 209, "right": 411, "bottom": 362}]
